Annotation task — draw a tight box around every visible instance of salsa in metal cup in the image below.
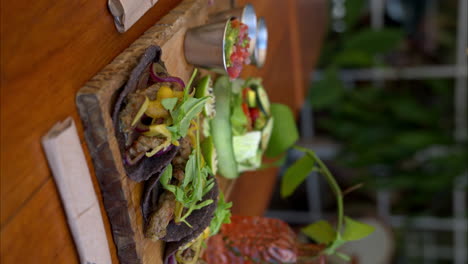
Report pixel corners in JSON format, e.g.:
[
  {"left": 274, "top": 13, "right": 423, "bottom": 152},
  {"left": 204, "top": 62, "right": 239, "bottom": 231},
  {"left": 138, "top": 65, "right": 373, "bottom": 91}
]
[{"left": 224, "top": 18, "right": 251, "bottom": 79}]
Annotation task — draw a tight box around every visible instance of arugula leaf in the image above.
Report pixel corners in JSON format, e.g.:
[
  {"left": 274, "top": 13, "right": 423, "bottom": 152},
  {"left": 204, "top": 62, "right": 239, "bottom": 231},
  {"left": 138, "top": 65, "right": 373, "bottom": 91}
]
[
  {"left": 302, "top": 220, "right": 337, "bottom": 244},
  {"left": 160, "top": 164, "right": 173, "bottom": 188},
  {"left": 281, "top": 154, "right": 316, "bottom": 198},
  {"left": 163, "top": 95, "right": 209, "bottom": 140},
  {"left": 183, "top": 151, "right": 197, "bottom": 188},
  {"left": 161, "top": 97, "right": 178, "bottom": 111},
  {"left": 160, "top": 110, "right": 217, "bottom": 227},
  {"left": 184, "top": 68, "right": 198, "bottom": 100},
  {"left": 342, "top": 217, "right": 375, "bottom": 241},
  {"left": 265, "top": 104, "right": 299, "bottom": 157},
  {"left": 178, "top": 97, "right": 210, "bottom": 136},
  {"left": 160, "top": 68, "right": 210, "bottom": 142},
  {"left": 163, "top": 96, "right": 210, "bottom": 140},
  {"left": 193, "top": 199, "right": 214, "bottom": 210},
  {"left": 209, "top": 192, "right": 232, "bottom": 236}
]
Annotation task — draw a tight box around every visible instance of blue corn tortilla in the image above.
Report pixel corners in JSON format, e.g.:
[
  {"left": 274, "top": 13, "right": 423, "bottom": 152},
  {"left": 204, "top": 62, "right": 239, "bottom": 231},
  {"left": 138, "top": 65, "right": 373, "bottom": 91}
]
[
  {"left": 141, "top": 169, "right": 219, "bottom": 263},
  {"left": 112, "top": 45, "right": 178, "bottom": 182}
]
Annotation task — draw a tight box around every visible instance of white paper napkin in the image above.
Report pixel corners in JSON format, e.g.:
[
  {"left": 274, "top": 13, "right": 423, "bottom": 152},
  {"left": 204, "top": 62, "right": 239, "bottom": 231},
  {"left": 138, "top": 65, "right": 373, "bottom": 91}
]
[
  {"left": 108, "top": 0, "right": 159, "bottom": 33},
  {"left": 42, "top": 117, "right": 112, "bottom": 264}
]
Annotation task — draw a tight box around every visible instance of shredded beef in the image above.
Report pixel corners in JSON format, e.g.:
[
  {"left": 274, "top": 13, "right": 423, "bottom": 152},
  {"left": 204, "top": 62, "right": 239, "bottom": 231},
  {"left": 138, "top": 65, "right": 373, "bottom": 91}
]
[{"left": 145, "top": 191, "right": 176, "bottom": 241}]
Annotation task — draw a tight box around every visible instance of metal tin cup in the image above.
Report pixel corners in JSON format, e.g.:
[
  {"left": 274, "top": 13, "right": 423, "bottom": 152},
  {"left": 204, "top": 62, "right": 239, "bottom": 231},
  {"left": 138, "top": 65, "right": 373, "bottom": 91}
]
[
  {"left": 252, "top": 17, "right": 268, "bottom": 68},
  {"left": 184, "top": 20, "right": 229, "bottom": 72},
  {"left": 208, "top": 4, "right": 257, "bottom": 56}
]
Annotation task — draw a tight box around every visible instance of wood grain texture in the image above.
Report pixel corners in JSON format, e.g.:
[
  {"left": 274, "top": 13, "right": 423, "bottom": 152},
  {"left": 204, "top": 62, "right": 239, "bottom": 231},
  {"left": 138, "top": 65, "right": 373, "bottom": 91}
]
[
  {"left": 0, "top": 0, "right": 325, "bottom": 262},
  {"left": 0, "top": 0, "right": 179, "bottom": 263},
  {"left": 0, "top": 0, "right": 182, "bottom": 227}
]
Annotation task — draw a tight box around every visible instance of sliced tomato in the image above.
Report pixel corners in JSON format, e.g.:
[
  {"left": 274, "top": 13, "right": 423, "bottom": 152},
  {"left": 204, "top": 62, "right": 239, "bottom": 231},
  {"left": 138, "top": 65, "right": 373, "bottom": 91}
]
[
  {"left": 249, "top": 108, "right": 260, "bottom": 124},
  {"left": 227, "top": 65, "right": 242, "bottom": 79},
  {"left": 242, "top": 103, "right": 252, "bottom": 130}
]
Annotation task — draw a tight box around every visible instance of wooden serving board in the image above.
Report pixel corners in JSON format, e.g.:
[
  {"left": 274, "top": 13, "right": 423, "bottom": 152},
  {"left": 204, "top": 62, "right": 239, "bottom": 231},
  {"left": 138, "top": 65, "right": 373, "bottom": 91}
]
[{"left": 76, "top": 0, "right": 232, "bottom": 263}]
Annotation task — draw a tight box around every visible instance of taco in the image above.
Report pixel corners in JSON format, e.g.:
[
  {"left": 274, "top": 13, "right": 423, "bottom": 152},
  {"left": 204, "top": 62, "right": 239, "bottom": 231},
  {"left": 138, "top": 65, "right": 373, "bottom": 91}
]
[
  {"left": 137, "top": 73, "right": 228, "bottom": 264},
  {"left": 161, "top": 189, "right": 232, "bottom": 264},
  {"left": 113, "top": 45, "right": 208, "bottom": 182}
]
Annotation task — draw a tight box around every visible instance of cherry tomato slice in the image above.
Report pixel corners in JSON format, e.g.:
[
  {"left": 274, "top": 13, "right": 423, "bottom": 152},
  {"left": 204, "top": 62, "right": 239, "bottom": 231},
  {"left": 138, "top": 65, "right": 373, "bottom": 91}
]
[
  {"left": 249, "top": 108, "right": 260, "bottom": 124},
  {"left": 242, "top": 103, "right": 252, "bottom": 130}
]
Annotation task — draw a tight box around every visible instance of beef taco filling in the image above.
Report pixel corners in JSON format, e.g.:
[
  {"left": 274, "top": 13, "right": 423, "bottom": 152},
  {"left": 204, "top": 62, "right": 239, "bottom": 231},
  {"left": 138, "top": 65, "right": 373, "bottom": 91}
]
[
  {"left": 144, "top": 116, "right": 214, "bottom": 236},
  {"left": 165, "top": 191, "right": 232, "bottom": 264},
  {"left": 141, "top": 72, "right": 221, "bottom": 241},
  {"left": 119, "top": 62, "right": 186, "bottom": 165}
]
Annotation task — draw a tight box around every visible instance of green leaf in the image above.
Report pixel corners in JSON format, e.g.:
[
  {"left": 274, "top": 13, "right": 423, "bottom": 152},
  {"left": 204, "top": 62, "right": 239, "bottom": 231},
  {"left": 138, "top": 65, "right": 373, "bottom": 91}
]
[
  {"left": 333, "top": 50, "right": 374, "bottom": 67},
  {"left": 193, "top": 199, "right": 214, "bottom": 211},
  {"left": 174, "top": 186, "right": 185, "bottom": 202},
  {"left": 179, "top": 97, "right": 209, "bottom": 135},
  {"left": 302, "top": 220, "right": 337, "bottom": 244},
  {"left": 160, "top": 164, "right": 173, "bottom": 186},
  {"left": 183, "top": 151, "right": 197, "bottom": 187},
  {"left": 388, "top": 97, "right": 435, "bottom": 125},
  {"left": 161, "top": 97, "right": 178, "bottom": 112},
  {"left": 265, "top": 103, "right": 299, "bottom": 158},
  {"left": 202, "top": 178, "right": 215, "bottom": 197},
  {"left": 184, "top": 68, "right": 198, "bottom": 100},
  {"left": 343, "top": 28, "right": 404, "bottom": 55},
  {"left": 335, "top": 252, "right": 351, "bottom": 261},
  {"left": 344, "top": 0, "right": 365, "bottom": 29},
  {"left": 394, "top": 131, "right": 441, "bottom": 149},
  {"left": 232, "top": 131, "right": 262, "bottom": 162},
  {"left": 210, "top": 192, "right": 232, "bottom": 236},
  {"left": 280, "top": 154, "right": 316, "bottom": 198},
  {"left": 309, "top": 67, "right": 344, "bottom": 110},
  {"left": 342, "top": 216, "right": 375, "bottom": 241}
]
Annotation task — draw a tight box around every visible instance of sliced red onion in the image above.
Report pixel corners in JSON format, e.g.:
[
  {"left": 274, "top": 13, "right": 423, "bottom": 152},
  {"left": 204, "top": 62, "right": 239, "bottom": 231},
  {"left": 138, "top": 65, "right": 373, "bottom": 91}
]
[
  {"left": 134, "top": 125, "right": 149, "bottom": 133},
  {"left": 150, "top": 64, "right": 185, "bottom": 88},
  {"left": 124, "top": 152, "right": 145, "bottom": 166},
  {"left": 154, "top": 145, "right": 174, "bottom": 157},
  {"left": 133, "top": 114, "right": 152, "bottom": 132},
  {"left": 166, "top": 254, "right": 176, "bottom": 264}
]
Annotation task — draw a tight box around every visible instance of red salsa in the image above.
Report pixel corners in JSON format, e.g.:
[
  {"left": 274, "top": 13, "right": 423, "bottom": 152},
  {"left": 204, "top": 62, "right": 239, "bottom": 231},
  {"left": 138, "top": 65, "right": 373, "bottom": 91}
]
[{"left": 225, "top": 18, "right": 251, "bottom": 79}]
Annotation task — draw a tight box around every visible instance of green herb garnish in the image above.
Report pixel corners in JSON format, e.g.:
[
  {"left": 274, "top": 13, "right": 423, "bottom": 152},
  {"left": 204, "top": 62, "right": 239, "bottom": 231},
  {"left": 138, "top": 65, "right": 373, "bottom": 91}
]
[
  {"left": 160, "top": 149, "right": 215, "bottom": 226},
  {"left": 209, "top": 192, "right": 232, "bottom": 236},
  {"left": 162, "top": 69, "right": 210, "bottom": 142},
  {"left": 159, "top": 73, "right": 216, "bottom": 226}
]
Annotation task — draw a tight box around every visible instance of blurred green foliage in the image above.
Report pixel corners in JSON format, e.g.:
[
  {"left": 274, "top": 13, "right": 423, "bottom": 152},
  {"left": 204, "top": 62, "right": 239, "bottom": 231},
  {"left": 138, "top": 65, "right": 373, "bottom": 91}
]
[{"left": 309, "top": 0, "right": 467, "bottom": 213}]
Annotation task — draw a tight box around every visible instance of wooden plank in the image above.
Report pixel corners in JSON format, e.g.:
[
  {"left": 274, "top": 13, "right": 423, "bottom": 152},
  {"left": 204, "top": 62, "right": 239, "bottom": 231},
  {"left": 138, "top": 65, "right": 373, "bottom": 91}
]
[
  {"left": 75, "top": 1, "right": 224, "bottom": 263},
  {"left": 0, "top": 0, "right": 183, "bottom": 227},
  {"left": 1, "top": 180, "right": 81, "bottom": 264}
]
